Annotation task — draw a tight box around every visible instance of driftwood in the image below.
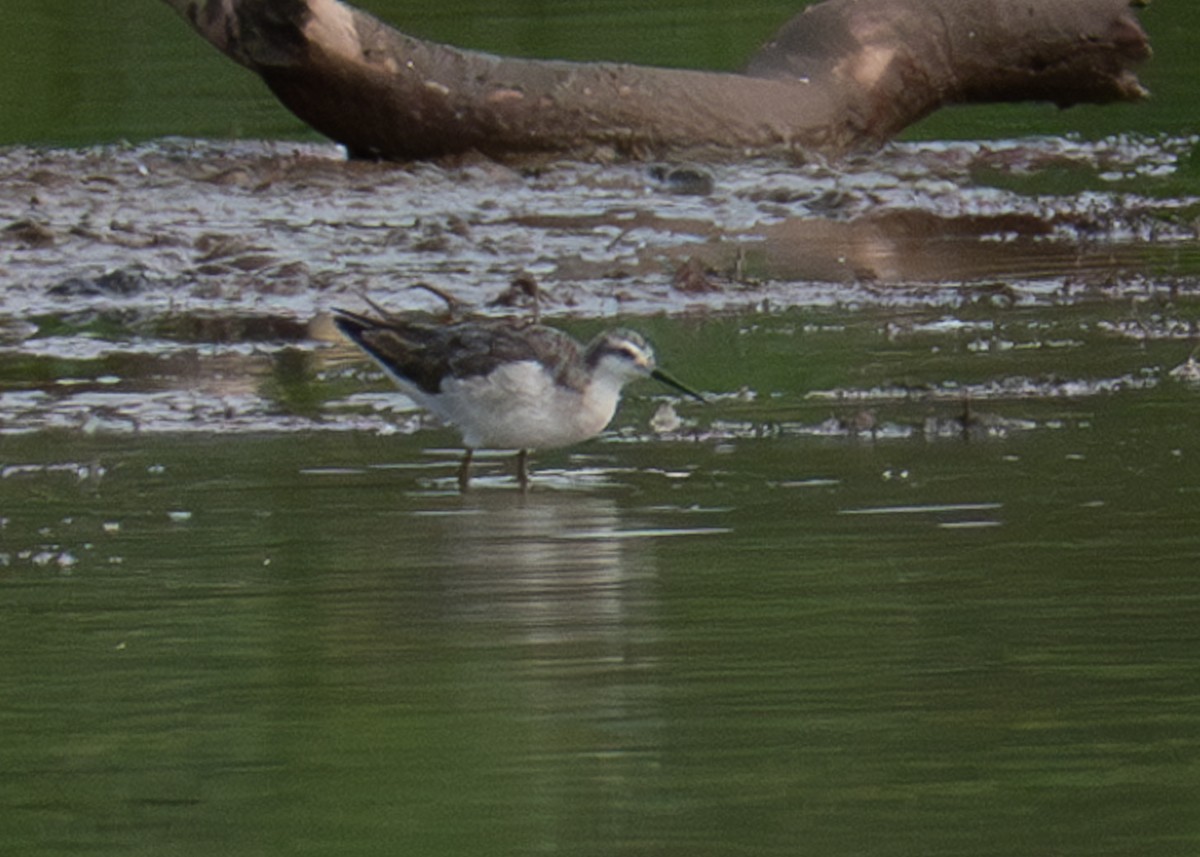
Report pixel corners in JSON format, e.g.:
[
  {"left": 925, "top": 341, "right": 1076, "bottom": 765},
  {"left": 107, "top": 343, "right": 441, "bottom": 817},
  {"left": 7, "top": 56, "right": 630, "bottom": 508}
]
[{"left": 163, "top": 0, "right": 1151, "bottom": 162}]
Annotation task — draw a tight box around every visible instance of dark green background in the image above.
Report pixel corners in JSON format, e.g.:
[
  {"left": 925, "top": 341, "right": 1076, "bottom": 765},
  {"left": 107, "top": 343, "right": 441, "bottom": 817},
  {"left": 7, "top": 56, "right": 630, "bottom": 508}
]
[{"left": 1, "top": 0, "right": 1193, "bottom": 147}]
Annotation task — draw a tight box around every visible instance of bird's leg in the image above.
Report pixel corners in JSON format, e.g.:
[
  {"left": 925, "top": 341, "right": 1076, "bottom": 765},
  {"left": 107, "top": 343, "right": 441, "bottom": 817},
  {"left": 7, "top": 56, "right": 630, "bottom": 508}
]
[
  {"left": 457, "top": 449, "right": 474, "bottom": 492},
  {"left": 516, "top": 449, "right": 530, "bottom": 492}
]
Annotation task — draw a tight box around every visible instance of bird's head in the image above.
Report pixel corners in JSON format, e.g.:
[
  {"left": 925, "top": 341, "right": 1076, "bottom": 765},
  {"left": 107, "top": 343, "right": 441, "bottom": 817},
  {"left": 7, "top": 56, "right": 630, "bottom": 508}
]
[{"left": 587, "top": 329, "right": 706, "bottom": 401}]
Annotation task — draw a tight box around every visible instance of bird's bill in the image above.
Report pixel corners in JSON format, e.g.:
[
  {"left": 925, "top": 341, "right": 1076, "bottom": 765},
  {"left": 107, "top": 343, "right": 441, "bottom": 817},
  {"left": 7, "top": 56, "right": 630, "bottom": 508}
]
[{"left": 651, "top": 368, "right": 707, "bottom": 403}]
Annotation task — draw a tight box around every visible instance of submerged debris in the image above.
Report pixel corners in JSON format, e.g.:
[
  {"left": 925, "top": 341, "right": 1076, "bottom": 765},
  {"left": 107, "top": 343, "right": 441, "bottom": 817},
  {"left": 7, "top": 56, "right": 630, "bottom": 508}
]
[
  {"left": 47, "top": 266, "right": 154, "bottom": 299},
  {"left": 4, "top": 219, "right": 56, "bottom": 248},
  {"left": 648, "top": 164, "right": 715, "bottom": 197},
  {"left": 488, "top": 272, "right": 546, "bottom": 321},
  {"left": 1168, "top": 355, "right": 1200, "bottom": 383},
  {"left": 673, "top": 257, "right": 723, "bottom": 294}
]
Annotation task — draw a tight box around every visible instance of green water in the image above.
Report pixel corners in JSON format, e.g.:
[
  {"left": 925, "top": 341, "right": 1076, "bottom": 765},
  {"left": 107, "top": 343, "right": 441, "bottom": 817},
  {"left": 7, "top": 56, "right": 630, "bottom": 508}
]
[
  {"left": 3, "top": 307, "right": 1200, "bottom": 855},
  {"left": 4, "top": 1, "right": 1200, "bottom": 855}
]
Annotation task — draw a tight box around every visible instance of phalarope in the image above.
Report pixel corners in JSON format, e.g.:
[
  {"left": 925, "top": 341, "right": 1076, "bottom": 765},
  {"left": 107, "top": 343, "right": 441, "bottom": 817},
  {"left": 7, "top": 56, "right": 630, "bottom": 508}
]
[{"left": 333, "top": 307, "right": 705, "bottom": 490}]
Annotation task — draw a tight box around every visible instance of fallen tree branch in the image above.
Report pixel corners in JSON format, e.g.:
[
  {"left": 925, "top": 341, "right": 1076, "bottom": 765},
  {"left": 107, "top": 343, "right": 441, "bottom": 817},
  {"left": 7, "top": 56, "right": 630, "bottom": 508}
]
[{"left": 162, "top": 0, "right": 1150, "bottom": 161}]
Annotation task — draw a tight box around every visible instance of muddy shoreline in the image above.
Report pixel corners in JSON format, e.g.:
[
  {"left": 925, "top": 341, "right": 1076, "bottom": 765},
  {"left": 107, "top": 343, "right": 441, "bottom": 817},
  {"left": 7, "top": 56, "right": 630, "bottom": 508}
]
[
  {"left": 3, "top": 136, "right": 1199, "bottom": 438},
  {"left": 4, "top": 136, "right": 1199, "bottom": 321}
]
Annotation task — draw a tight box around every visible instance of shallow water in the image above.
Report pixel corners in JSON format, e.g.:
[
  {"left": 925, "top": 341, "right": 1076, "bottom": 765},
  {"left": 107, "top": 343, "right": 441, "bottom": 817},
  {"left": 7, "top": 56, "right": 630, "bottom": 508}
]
[
  {"left": 5, "top": 133, "right": 1200, "bottom": 854},
  {"left": 4, "top": 299, "right": 1200, "bottom": 855},
  {"left": 3, "top": 395, "right": 1200, "bottom": 857},
  {"left": 4, "top": 2, "right": 1200, "bottom": 852}
]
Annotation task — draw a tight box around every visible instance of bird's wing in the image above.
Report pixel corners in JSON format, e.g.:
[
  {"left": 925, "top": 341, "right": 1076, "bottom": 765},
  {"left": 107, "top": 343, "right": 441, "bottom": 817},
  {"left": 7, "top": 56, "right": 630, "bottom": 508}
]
[
  {"left": 334, "top": 309, "right": 587, "bottom": 394},
  {"left": 445, "top": 323, "right": 588, "bottom": 393},
  {"left": 333, "top": 309, "right": 451, "bottom": 394}
]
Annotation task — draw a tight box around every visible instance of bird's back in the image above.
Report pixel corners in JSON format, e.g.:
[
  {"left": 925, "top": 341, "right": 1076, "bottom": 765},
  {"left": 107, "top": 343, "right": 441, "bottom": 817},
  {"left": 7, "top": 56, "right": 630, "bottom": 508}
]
[{"left": 332, "top": 309, "right": 589, "bottom": 396}]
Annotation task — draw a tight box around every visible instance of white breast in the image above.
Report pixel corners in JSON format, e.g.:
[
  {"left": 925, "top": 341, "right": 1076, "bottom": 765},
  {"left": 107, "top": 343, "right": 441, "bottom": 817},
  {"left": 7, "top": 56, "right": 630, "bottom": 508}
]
[{"left": 436, "top": 361, "right": 621, "bottom": 450}]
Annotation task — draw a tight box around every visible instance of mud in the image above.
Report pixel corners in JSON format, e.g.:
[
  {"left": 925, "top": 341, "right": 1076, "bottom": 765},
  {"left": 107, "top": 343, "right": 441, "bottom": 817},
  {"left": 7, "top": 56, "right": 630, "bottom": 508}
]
[
  {"left": 2, "top": 135, "right": 1199, "bottom": 437},
  {"left": 4, "top": 136, "right": 1199, "bottom": 312}
]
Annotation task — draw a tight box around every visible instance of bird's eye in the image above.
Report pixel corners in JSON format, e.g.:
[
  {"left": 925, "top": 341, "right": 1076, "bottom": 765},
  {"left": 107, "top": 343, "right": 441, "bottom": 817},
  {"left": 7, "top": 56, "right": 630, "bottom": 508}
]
[{"left": 616, "top": 344, "right": 651, "bottom": 366}]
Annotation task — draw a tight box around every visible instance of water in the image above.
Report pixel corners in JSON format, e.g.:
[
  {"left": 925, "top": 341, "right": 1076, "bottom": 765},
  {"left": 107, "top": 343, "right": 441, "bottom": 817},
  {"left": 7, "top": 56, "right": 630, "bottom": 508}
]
[
  {"left": 4, "top": 306, "right": 1200, "bottom": 855},
  {"left": 4, "top": 1, "right": 1200, "bottom": 854}
]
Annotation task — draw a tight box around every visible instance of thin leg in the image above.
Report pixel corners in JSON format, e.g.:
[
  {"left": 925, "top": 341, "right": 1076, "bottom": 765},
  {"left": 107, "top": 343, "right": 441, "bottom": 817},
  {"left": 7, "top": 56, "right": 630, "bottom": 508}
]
[
  {"left": 515, "top": 449, "right": 530, "bottom": 491},
  {"left": 457, "top": 449, "right": 474, "bottom": 492}
]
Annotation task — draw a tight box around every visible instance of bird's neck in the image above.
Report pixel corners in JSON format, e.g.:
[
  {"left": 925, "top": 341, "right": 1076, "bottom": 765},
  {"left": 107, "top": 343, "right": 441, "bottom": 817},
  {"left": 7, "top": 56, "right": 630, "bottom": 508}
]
[{"left": 579, "top": 375, "right": 625, "bottom": 433}]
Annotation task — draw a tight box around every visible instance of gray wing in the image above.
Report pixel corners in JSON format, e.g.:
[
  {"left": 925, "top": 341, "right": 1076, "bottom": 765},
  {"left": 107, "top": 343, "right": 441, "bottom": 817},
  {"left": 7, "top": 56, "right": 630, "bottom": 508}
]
[
  {"left": 334, "top": 310, "right": 586, "bottom": 394},
  {"left": 451, "top": 323, "right": 590, "bottom": 392}
]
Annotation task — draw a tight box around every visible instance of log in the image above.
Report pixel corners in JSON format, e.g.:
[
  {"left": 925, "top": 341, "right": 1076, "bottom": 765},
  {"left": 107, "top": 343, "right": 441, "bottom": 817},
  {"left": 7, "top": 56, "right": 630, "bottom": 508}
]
[{"left": 162, "top": 0, "right": 1150, "bottom": 162}]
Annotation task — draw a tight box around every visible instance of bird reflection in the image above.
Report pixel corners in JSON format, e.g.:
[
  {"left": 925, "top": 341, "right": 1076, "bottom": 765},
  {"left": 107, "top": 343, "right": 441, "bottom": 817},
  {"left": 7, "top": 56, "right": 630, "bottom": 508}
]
[
  {"left": 425, "top": 492, "right": 665, "bottom": 840},
  {"left": 433, "top": 492, "right": 656, "bottom": 650},
  {"left": 399, "top": 492, "right": 675, "bottom": 845}
]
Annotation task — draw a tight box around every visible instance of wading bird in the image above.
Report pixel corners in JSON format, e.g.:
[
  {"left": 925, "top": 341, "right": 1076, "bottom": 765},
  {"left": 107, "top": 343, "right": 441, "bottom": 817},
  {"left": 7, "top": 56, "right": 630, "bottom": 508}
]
[{"left": 334, "top": 307, "right": 704, "bottom": 490}]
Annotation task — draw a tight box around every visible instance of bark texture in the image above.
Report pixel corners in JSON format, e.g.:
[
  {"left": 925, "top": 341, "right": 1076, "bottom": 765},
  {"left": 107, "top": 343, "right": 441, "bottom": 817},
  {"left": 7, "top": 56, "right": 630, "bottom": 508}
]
[{"left": 164, "top": 0, "right": 1151, "bottom": 161}]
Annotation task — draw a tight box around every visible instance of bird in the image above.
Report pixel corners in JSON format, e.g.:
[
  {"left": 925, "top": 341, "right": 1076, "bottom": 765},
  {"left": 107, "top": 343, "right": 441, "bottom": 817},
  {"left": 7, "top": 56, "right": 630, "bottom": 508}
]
[{"left": 332, "top": 306, "right": 705, "bottom": 490}]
